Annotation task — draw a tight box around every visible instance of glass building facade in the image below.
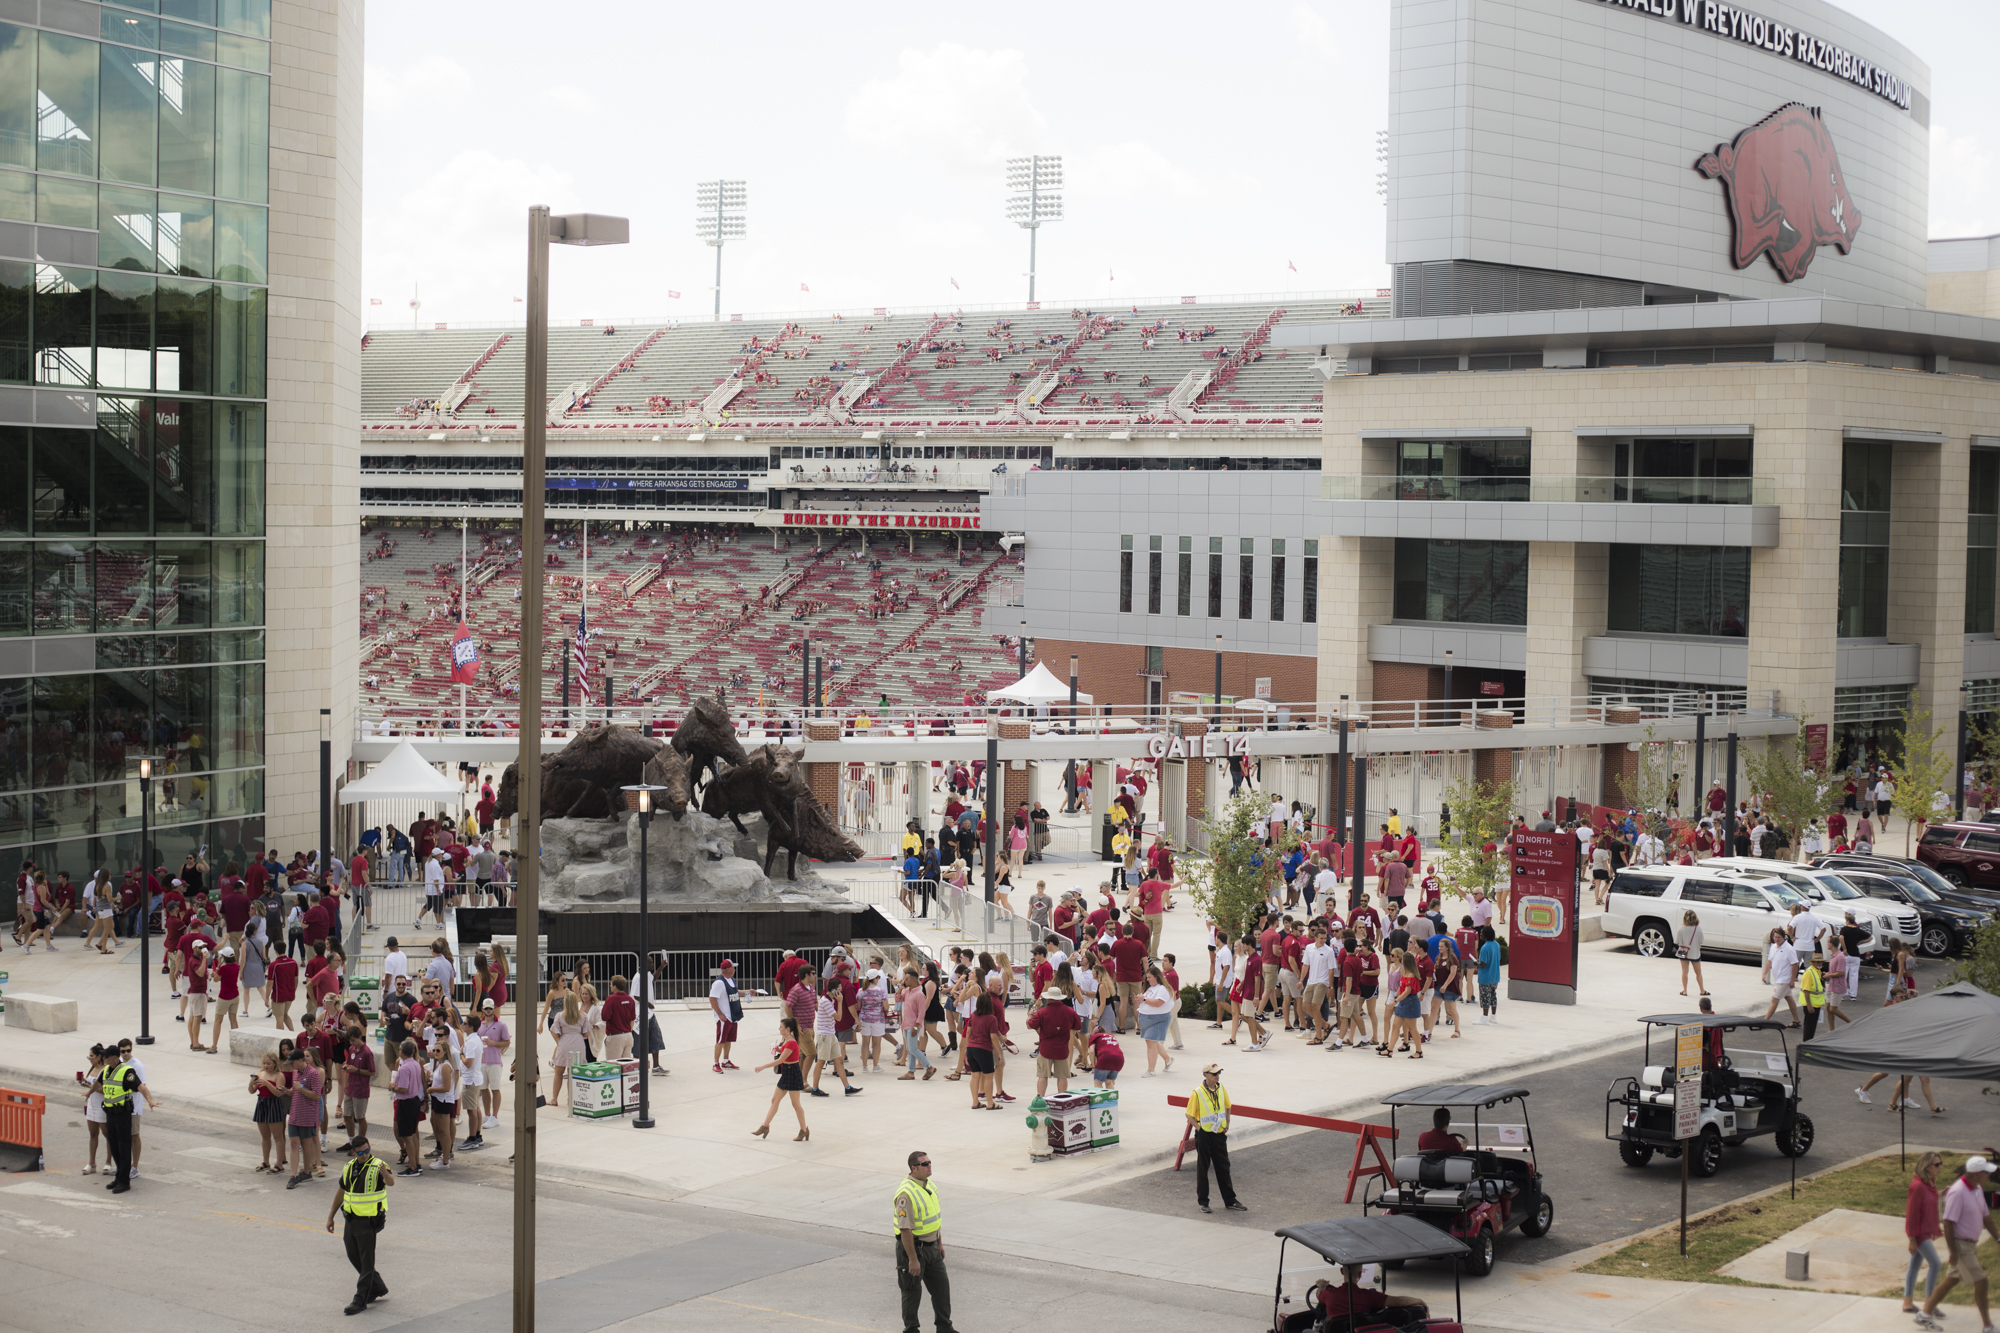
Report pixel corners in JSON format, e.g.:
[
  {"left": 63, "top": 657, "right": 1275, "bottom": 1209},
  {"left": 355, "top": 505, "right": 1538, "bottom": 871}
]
[{"left": 0, "top": 0, "right": 269, "bottom": 899}]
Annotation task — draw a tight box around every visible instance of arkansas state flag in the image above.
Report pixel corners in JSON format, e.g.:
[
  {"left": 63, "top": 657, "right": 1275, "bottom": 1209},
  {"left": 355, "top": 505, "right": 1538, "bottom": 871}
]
[{"left": 449, "top": 623, "right": 479, "bottom": 684}]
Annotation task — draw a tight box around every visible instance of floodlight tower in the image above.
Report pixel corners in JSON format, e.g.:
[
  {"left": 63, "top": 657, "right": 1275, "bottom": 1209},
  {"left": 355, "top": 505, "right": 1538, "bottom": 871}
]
[
  {"left": 695, "top": 179, "right": 747, "bottom": 322},
  {"left": 1005, "top": 155, "right": 1062, "bottom": 303}
]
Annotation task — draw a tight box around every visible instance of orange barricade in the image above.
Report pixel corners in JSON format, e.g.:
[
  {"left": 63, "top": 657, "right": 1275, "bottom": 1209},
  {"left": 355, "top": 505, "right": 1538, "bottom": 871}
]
[
  {"left": 0, "top": 1087, "right": 46, "bottom": 1170},
  {"left": 1168, "top": 1095, "right": 1397, "bottom": 1202}
]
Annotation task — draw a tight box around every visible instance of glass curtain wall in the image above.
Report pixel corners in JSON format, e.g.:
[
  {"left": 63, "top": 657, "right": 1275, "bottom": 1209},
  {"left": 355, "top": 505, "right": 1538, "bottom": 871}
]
[{"left": 0, "top": 3, "right": 269, "bottom": 904}]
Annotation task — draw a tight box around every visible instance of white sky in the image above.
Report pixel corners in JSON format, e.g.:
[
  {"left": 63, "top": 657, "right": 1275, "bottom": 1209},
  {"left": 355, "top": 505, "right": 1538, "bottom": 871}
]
[{"left": 360, "top": 0, "right": 1998, "bottom": 328}]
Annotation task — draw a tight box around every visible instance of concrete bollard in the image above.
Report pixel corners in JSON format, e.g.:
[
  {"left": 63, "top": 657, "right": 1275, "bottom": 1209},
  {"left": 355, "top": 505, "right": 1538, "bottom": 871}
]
[{"left": 1785, "top": 1249, "right": 1810, "bottom": 1281}]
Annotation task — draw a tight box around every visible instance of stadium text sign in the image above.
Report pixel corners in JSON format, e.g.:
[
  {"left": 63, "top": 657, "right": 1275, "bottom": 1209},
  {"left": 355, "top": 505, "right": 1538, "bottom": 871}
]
[
  {"left": 1595, "top": 0, "right": 1913, "bottom": 111},
  {"left": 1144, "top": 732, "right": 1252, "bottom": 760},
  {"left": 781, "top": 511, "right": 981, "bottom": 530}
]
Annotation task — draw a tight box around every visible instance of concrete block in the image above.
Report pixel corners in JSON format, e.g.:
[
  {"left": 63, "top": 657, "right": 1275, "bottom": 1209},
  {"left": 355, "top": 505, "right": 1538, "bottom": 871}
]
[
  {"left": 230, "top": 1026, "right": 293, "bottom": 1068},
  {"left": 3, "top": 992, "right": 78, "bottom": 1033},
  {"left": 1785, "top": 1249, "right": 1810, "bottom": 1281}
]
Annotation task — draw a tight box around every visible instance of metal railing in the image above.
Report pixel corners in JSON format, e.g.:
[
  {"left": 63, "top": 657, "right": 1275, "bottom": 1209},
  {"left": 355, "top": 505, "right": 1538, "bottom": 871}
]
[
  {"left": 840, "top": 875, "right": 1041, "bottom": 958},
  {"left": 355, "top": 689, "right": 1786, "bottom": 741},
  {"left": 1321, "top": 475, "right": 1777, "bottom": 505},
  {"left": 642, "top": 948, "right": 831, "bottom": 1002}
]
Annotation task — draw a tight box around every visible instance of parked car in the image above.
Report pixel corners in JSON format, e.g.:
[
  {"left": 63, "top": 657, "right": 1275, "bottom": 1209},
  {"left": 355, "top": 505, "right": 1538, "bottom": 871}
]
[
  {"left": 1697, "top": 856, "right": 1920, "bottom": 958},
  {"left": 1600, "top": 865, "right": 1858, "bottom": 959},
  {"left": 1916, "top": 822, "right": 2000, "bottom": 899},
  {"left": 1818, "top": 850, "right": 2000, "bottom": 913},
  {"left": 1811, "top": 866, "right": 1988, "bottom": 958},
  {"left": 1606, "top": 1013, "right": 1812, "bottom": 1177}
]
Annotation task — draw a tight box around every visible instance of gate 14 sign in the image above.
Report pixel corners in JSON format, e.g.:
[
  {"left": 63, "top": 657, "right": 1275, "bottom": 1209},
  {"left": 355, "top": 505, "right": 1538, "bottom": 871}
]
[{"left": 1146, "top": 732, "right": 1252, "bottom": 760}]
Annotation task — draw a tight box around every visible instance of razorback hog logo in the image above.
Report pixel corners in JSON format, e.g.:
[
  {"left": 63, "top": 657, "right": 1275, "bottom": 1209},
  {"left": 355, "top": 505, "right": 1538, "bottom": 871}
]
[{"left": 1696, "top": 103, "right": 1860, "bottom": 283}]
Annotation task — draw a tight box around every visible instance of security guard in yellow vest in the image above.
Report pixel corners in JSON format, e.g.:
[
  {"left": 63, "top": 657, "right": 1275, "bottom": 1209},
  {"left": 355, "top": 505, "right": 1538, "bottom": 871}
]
[
  {"left": 1186, "top": 1063, "right": 1246, "bottom": 1214},
  {"left": 893, "top": 1150, "right": 956, "bottom": 1333},
  {"left": 326, "top": 1135, "right": 395, "bottom": 1315},
  {"left": 96, "top": 1047, "right": 155, "bottom": 1195}
]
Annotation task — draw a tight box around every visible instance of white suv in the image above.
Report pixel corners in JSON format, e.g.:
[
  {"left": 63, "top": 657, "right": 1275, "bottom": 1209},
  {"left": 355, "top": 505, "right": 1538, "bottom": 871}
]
[
  {"left": 1601, "top": 865, "right": 1869, "bottom": 960},
  {"left": 1698, "top": 857, "right": 1920, "bottom": 958}
]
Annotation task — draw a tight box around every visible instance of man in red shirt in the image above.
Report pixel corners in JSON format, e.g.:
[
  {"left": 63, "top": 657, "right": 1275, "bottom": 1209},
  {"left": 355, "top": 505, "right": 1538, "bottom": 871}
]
[
  {"left": 1108, "top": 924, "right": 1149, "bottom": 1031},
  {"left": 339, "top": 1026, "right": 376, "bottom": 1154},
  {"left": 1338, "top": 934, "right": 1366, "bottom": 1048},
  {"left": 1026, "top": 987, "right": 1080, "bottom": 1097},
  {"left": 1123, "top": 909, "right": 1151, "bottom": 953},
  {"left": 1028, "top": 945, "right": 1053, "bottom": 1000},
  {"left": 476, "top": 785, "right": 496, "bottom": 836},
  {"left": 1416, "top": 1106, "right": 1465, "bottom": 1152},
  {"left": 349, "top": 847, "right": 373, "bottom": 934},
  {"left": 601, "top": 976, "right": 638, "bottom": 1060},
  {"left": 1085, "top": 899, "right": 1112, "bottom": 943},
  {"left": 244, "top": 853, "right": 268, "bottom": 900},
  {"left": 177, "top": 925, "right": 217, "bottom": 1019},
  {"left": 269, "top": 950, "right": 300, "bottom": 1029},
  {"left": 307, "top": 948, "right": 341, "bottom": 1012},
  {"left": 1051, "top": 896, "right": 1078, "bottom": 948},
  {"left": 218, "top": 879, "right": 252, "bottom": 946},
  {"left": 1137, "top": 876, "right": 1169, "bottom": 958},
  {"left": 206, "top": 945, "right": 243, "bottom": 1053},
  {"left": 774, "top": 951, "right": 808, "bottom": 999},
  {"left": 302, "top": 895, "right": 331, "bottom": 948},
  {"left": 1256, "top": 917, "right": 1283, "bottom": 1018}
]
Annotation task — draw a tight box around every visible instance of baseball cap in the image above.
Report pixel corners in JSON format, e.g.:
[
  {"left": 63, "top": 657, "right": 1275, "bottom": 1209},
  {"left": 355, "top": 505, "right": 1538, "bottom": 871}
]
[
  {"left": 1202, "top": 1062, "right": 1224, "bottom": 1075},
  {"left": 1966, "top": 1156, "right": 1996, "bottom": 1174},
  {"left": 220, "top": 946, "right": 235, "bottom": 958},
  {"left": 718, "top": 958, "right": 735, "bottom": 968},
  {"left": 866, "top": 968, "right": 883, "bottom": 980}
]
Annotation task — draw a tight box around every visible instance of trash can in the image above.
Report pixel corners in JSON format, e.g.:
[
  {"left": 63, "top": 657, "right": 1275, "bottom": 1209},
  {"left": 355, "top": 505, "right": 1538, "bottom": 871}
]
[
  {"left": 349, "top": 976, "right": 380, "bottom": 1019},
  {"left": 568, "top": 1062, "right": 625, "bottom": 1118},
  {"left": 1045, "top": 1091, "right": 1093, "bottom": 1155},
  {"left": 1088, "top": 1088, "right": 1119, "bottom": 1151}
]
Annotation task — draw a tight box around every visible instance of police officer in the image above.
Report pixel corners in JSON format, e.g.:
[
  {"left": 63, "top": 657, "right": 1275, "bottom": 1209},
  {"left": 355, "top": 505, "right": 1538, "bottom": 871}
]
[
  {"left": 97, "top": 1041, "right": 155, "bottom": 1194},
  {"left": 893, "top": 1149, "right": 955, "bottom": 1333},
  {"left": 1186, "top": 1062, "right": 1246, "bottom": 1215},
  {"left": 326, "top": 1134, "right": 394, "bottom": 1315}
]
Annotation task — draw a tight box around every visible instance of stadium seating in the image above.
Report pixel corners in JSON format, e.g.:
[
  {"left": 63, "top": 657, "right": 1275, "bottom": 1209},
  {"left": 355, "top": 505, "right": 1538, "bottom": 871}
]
[{"left": 358, "top": 294, "right": 1389, "bottom": 428}]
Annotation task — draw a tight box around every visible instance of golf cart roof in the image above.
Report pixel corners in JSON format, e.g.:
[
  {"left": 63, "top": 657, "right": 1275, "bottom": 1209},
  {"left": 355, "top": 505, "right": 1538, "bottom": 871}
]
[
  {"left": 1382, "top": 1083, "right": 1532, "bottom": 1109},
  {"left": 1639, "top": 1013, "right": 1790, "bottom": 1031},
  {"left": 1275, "top": 1214, "right": 1472, "bottom": 1266}
]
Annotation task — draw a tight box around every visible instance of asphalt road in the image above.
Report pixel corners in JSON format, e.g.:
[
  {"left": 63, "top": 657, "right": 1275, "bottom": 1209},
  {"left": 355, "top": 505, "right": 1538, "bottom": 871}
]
[{"left": 1071, "top": 953, "right": 1990, "bottom": 1266}]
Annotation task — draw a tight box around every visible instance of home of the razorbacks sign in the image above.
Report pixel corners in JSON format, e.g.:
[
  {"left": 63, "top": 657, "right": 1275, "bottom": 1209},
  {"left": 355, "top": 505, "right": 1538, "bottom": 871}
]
[{"left": 780, "top": 511, "right": 983, "bottom": 529}]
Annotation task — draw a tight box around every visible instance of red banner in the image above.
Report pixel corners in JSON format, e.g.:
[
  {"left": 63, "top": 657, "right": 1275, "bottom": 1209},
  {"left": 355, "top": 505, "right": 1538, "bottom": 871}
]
[
  {"left": 1507, "top": 830, "right": 1579, "bottom": 995},
  {"left": 449, "top": 623, "right": 479, "bottom": 684}
]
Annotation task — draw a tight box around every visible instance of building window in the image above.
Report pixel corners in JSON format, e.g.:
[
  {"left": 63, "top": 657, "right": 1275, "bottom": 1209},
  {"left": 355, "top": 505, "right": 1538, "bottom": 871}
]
[
  {"left": 1144, "top": 645, "right": 1163, "bottom": 674},
  {"left": 1396, "top": 439, "right": 1530, "bottom": 501},
  {"left": 1606, "top": 545, "right": 1749, "bottom": 637},
  {"left": 1302, "top": 539, "right": 1318, "bottom": 623},
  {"left": 1838, "top": 441, "right": 1891, "bottom": 637},
  {"left": 1970, "top": 450, "right": 1998, "bottom": 635},
  {"left": 1613, "top": 437, "right": 1755, "bottom": 504},
  {"left": 1177, "top": 536, "right": 1192, "bottom": 617},
  {"left": 1238, "top": 538, "right": 1254, "bottom": 620},
  {"left": 1270, "top": 538, "right": 1286, "bottom": 622},
  {"left": 1146, "top": 536, "right": 1162, "bottom": 615},
  {"left": 1207, "top": 537, "right": 1222, "bottom": 617},
  {"left": 1392, "top": 538, "right": 1528, "bottom": 625},
  {"left": 1118, "top": 534, "right": 1132, "bottom": 613}
]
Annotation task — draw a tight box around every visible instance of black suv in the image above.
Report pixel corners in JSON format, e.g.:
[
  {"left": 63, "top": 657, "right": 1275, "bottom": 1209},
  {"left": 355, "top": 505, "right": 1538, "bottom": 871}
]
[{"left": 1811, "top": 853, "right": 1996, "bottom": 957}]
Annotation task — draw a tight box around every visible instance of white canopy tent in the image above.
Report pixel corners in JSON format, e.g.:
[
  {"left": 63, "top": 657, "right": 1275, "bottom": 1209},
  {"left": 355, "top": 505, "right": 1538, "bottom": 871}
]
[
  {"left": 988, "top": 661, "right": 1094, "bottom": 706},
  {"left": 338, "top": 737, "right": 463, "bottom": 804}
]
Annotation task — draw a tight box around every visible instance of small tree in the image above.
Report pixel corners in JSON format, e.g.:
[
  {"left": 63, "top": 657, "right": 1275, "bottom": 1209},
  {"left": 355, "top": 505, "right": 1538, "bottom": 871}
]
[
  {"left": 1742, "top": 721, "right": 1840, "bottom": 862},
  {"left": 1892, "top": 705, "right": 1958, "bottom": 854},
  {"left": 1945, "top": 918, "right": 2000, "bottom": 995},
  {"left": 1432, "top": 773, "right": 1517, "bottom": 902},
  {"left": 1630, "top": 724, "right": 1680, "bottom": 834},
  {"left": 1181, "top": 791, "right": 1285, "bottom": 940}
]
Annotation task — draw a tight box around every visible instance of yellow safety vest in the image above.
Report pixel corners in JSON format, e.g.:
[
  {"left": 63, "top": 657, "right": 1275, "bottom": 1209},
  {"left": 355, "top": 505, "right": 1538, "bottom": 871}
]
[
  {"left": 341, "top": 1157, "right": 388, "bottom": 1218},
  {"left": 1190, "top": 1082, "right": 1231, "bottom": 1134},
  {"left": 1799, "top": 967, "right": 1826, "bottom": 1009},
  {"left": 100, "top": 1062, "right": 133, "bottom": 1111},
  {"left": 894, "top": 1177, "right": 942, "bottom": 1237}
]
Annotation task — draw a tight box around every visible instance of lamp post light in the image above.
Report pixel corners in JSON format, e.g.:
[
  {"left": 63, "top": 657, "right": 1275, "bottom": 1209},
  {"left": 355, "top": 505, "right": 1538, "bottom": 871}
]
[
  {"left": 1004, "top": 155, "right": 1062, "bottom": 303},
  {"left": 1018, "top": 619, "right": 1029, "bottom": 683},
  {"left": 1214, "top": 633, "right": 1224, "bottom": 731},
  {"left": 319, "top": 707, "right": 332, "bottom": 902},
  {"left": 135, "top": 755, "right": 156, "bottom": 1046},
  {"left": 621, "top": 783, "right": 666, "bottom": 1130},
  {"left": 695, "top": 180, "right": 746, "bottom": 322},
  {"left": 1957, "top": 681, "right": 1970, "bottom": 820},
  {"left": 517, "top": 204, "right": 628, "bottom": 1333}
]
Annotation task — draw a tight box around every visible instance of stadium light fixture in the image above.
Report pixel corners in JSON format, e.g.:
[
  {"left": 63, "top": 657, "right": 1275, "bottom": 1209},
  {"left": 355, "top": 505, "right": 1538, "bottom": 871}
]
[
  {"left": 1005, "top": 155, "right": 1063, "bottom": 303},
  {"left": 517, "top": 202, "right": 627, "bottom": 1333},
  {"left": 695, "top": 179, "right": 748, "bottom": 322}
]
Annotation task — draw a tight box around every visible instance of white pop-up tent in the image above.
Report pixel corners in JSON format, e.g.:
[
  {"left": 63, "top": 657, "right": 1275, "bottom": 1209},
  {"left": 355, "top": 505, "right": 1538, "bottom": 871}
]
[
  {"left": 987, "top": 661, "right": 1094, "bottom": 706},
  {"left": 338, "top": 738, "right": 463, "bottom": 804}
]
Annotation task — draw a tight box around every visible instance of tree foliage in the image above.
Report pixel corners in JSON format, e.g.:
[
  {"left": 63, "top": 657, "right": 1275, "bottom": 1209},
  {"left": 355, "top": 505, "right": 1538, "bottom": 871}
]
[
  {"left": 1742, "top": 720, "right": 1840, "bottom": 863},
  {"left": 1630, "top": 724, "right": 1681, "bottom": 833},
  {"left": 1891, "top": 706, "right": 1957, "bottom": 855},
  {"left": 1431, "top": 774, "right": 1516, "bottom": 899},
  {"left": 1945, "top": 918, "right": 2000, "bottom": 996},
  {"left": 1182, "top": 791, "right": 1290, "bottom": 940}
]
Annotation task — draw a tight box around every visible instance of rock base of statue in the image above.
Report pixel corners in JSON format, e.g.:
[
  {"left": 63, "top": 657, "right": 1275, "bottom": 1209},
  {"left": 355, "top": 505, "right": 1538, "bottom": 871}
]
[{"left": 538, "top": 811, "right": 856, "bottom": 908}]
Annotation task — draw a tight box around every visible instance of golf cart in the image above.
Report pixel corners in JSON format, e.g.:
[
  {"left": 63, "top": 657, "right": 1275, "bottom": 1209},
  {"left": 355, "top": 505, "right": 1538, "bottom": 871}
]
[
  {"left": 1605, "top": 1013, "right": 1813, "bottom": 1177},
  {"left": 1270, "top": 1214, "right": 1469, "bottom": 1333},
  {"left": 1359, "top": 1084, "right": 1553, "bottom": 1277}
]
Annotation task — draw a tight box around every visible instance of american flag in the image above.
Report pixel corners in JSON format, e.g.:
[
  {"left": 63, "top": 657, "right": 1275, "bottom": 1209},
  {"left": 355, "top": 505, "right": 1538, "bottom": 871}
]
[{"left": 572, "top": 606, "right": 592, "bottom": 701}]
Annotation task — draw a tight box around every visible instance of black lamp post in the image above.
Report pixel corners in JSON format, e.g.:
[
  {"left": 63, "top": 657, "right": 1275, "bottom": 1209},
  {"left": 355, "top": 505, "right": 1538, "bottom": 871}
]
[
  {"left": 136, "top": 756, "right": 156, "bottom": 1046},
  {"left": 1957, "top": 681, "right": 1969, "bottom": 820},
  {"left": 1442, "top": 649, "right": 1453, "bottom": 727},
  {"left": 1018, "top": 619, "right": 1029, "bottom": 683},
  {"left": 621, "top": 782, "right": 665, "bottom": 1129},
  {"left": 1213, "top": 633, "right": 1224, "bottom": 729}
]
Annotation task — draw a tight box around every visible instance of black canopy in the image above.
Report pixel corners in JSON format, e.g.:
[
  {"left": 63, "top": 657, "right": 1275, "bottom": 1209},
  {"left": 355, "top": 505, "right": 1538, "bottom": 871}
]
[
  {"left": 1381, "top": 1084, "right": 1532, "bottom": 1109},
  {"left": 1797, "top": 982, "right": 2000, "bottom": 1080},
  {"left": 1275, "top": 1215, "right": 1470, "bottom": 1266},
  {"left": 1638, "top": 1013, "right": 1790, "bottom": 1031}
]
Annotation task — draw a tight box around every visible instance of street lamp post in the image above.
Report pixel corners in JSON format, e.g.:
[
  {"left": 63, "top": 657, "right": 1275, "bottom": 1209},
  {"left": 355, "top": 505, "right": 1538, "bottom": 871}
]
[
  {"left": 1213, "top": 633, "right": 1224, "bottom": 730},
  {"left": 1442, "top": 649, "right": 1453, "bottom": 727},
  {"left": 1018, "top": 619, "right": 1029, "bottom": 683},
  {"left": 516, "top": 205, "right": 628, "bottom": 1333},
  {"left": 621, "top": 783, "right": 665, "bottom": 1130},
  {"left": 135, "top": 756, "right": 155, "bottom": 1046},
  {"left": 319, "top": 708, "right": 332, "bottom": 903},
  {"left": 1957, "top": 682, "right": 1970, "bottom": 820}
]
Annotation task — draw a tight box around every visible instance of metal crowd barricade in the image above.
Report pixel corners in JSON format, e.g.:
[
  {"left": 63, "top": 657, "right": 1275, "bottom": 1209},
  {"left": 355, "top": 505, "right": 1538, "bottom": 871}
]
[
  {"left": 540, "top": 951, "right": 643, "bottom": 1003},
  {"left": 643, "top": 947, "right": 832, "bottom": 1002}
]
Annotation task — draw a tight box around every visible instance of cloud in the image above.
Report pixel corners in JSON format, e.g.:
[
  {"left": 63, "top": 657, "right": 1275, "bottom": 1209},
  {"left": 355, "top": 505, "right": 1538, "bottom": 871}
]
[
  {"left": 1291, "top": 2, "right": 1339, "bottom": 59},
  {"left": 1931, "top": 121, "right": 2000, "bottom": 238},
  {"left": 843, "top": 44, "right": 1047, "bottom": 173},
  {"left": 535, "top": 85, "right": 602, "bottom": 118},
  {"left": 364, "top": 57, "right": 476, "bottom": 119}
]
